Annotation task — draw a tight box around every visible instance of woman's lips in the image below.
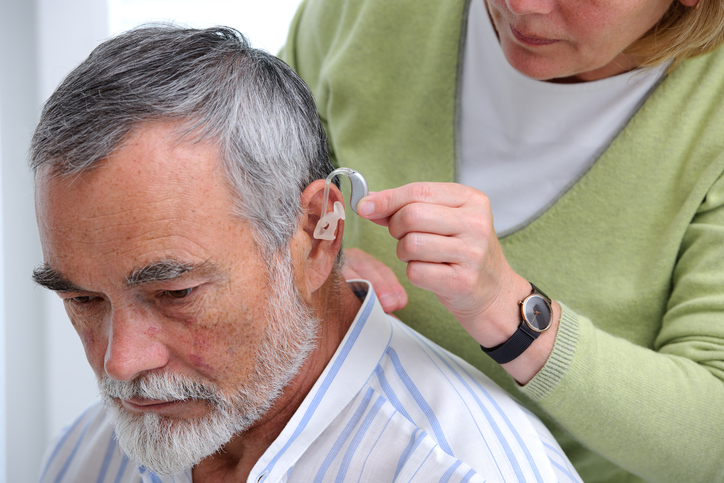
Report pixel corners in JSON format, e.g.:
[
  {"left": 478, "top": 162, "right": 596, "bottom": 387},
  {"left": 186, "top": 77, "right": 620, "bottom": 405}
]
[{"left": 510, "top": 25, "right": 559, "bottom": 46}]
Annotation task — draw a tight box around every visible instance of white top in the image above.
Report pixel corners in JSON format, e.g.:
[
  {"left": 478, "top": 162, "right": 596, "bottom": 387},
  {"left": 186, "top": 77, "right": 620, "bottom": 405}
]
[
  {"left": 40, "top": 281, "right": 582, "bottom": 483},
  {"left": 459, "top": 0, "right": 666, "bottom": 234}
]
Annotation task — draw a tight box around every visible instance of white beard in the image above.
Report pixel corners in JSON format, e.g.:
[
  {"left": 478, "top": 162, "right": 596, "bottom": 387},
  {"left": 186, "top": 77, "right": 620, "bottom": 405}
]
[{"left": 98, "top": 257, "right": 319, "bottom": 475}]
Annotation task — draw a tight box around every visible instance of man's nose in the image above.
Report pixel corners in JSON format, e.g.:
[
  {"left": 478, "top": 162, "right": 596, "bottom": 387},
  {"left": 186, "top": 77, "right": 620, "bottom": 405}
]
[
  {"left": 104, "top": 308, "right": 170, "bottom": 382},
  {"left": 505, "top": 0, "right": 554, "bottom": 16}
]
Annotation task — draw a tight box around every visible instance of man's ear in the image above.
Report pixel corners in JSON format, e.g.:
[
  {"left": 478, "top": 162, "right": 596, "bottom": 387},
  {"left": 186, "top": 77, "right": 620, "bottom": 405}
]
[
  {"left": 677, "top": 0, "right": 698, "bottom": 6},
  {"left": 292, "top": 179, "right": 345, "bottom": 295}
]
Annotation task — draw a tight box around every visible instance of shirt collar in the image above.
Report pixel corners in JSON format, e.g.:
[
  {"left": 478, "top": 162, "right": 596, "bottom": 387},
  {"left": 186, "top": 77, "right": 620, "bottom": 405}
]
[{"left": 250, "top": 280, "right": 392, "bottom": 483}]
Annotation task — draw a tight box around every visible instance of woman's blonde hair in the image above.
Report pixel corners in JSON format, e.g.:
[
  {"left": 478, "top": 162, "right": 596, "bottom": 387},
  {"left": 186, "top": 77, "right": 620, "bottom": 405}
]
[{"left": 628, "top": 0, "right": 724, "bottom": 71}]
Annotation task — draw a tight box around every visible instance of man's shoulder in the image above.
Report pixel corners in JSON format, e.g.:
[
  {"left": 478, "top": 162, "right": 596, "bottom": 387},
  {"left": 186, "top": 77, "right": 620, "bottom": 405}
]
[
  {"left": 285, "top": 313, "right": 572, "bottom": 482},
  {"left": 40, "top": 402, "right": 134, "bottom": 483},
  {"left": 382, "top": 314, "right": 501, "bottom": 393},
  {"left": 375, "top": 316, "right": 581, "bottom": 481},
  {"left": 379, "top": 315, "right": 520, "bottom": 427}
]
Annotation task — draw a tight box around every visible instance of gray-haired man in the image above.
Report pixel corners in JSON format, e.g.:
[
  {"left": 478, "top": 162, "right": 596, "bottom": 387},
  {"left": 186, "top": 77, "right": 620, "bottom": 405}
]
[{"left": 34, "top": 26, "right": 580, "bottom": 483}]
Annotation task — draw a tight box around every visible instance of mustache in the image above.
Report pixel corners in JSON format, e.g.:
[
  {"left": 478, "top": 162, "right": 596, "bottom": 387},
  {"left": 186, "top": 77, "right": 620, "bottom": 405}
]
[{"left": 99, "top": 372, "right": 223, "bottom": 405}]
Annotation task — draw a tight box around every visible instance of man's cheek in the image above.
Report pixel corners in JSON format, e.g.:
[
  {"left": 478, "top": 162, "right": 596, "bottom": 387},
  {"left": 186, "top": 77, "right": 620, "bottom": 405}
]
[
  {"left": 180, "top": 321, "right": 258, "bottom": 381},
  {"left": 181, "top": 303, "right": 257, "bottom": 346},
  {"left": 79, "top": 327, "right": 97, "bottom": 347},
  {"left": 185, "top": 331, "right": 215, "bottom": 373},
  {"left": 75, "top": 326, "right": 107, "bottom": 374},
  {"left": 189, "top": 354, "right": 216, "bottom": 373}
]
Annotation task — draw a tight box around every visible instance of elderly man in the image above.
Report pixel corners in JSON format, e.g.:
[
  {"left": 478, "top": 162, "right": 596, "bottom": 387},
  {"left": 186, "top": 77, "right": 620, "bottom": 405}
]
[{"left": 33, "top": 26, "right": 580, "bottom": 483}]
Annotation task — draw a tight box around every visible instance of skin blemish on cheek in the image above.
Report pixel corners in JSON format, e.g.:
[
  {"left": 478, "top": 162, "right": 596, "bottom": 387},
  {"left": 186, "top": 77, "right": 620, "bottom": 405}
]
[
  {"left": 193, "top": 333, "right": 211, "bottom": 349},
  {"left": 146, "top": 326, "right": 161, "bottom": 336},
  {"left": 189, "top": 354, "right": 215, "bottom": 373},
  {"left": 80, "top": 328, "right": 96, "bottom": 347}
]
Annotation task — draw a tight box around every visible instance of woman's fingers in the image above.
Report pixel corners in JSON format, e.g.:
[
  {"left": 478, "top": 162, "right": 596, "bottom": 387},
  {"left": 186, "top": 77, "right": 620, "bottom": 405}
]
[
  {"left": 396, "top": 232, "right": 480, "bottom": 265},
  {"left": 351, "top": 181, "right": 553, "bottom": 378},
  {"left": 387, "top": 203, "right": 464, "bottom": 239},
  {"left": 342, "top": 248, "right": 408, "bottom": 313},
  {"left": 341, "top": 263, "right": 362, "bottom": 281},
  {"left": 405, "top": 260, "right": 483, "bottom": 304},
  {"left": 355, "top": 182, "right": 510, "bottom": 330},
  {"left": 397, "top": 231, "right": 498, "bottom": 318},
  {"left": 357, "top": 183, "right": 472, "bottom": 221}
]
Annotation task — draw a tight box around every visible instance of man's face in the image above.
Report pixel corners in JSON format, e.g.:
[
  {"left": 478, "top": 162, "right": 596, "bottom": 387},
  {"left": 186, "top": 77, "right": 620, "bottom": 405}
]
[{"left": 34, "top": 122, "right": 318, "bottom": 474}]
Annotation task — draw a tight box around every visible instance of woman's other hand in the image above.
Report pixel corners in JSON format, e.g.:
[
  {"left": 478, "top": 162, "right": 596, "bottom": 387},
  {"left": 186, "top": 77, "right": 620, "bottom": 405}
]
[{"left": 342, "top": 248, "right": 408, "bottom": 313}]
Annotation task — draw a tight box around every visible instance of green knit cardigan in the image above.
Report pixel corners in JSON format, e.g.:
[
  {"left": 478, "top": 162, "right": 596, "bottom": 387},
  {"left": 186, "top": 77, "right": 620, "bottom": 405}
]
[{"left": 281, "top": 0, "right": 724, "bottom": 481}]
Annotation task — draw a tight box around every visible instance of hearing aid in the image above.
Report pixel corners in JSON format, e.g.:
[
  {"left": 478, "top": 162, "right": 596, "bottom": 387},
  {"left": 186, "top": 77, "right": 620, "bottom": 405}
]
[{"left": 313, "top": 168, "right": 369, "bottom": 241}]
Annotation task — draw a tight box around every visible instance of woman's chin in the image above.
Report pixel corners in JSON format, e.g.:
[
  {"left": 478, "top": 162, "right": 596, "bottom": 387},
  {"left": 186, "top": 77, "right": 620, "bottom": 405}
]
[
  {"left": 500, "top": 39, "right": 637, "bottom": 83},
  {"left": 500, "top": 43, "right": 571, "bottom": 80}
]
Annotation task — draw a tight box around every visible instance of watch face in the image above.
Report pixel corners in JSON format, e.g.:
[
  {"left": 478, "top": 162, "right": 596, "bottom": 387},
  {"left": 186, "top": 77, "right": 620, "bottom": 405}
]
[{"left": 522, "top": 295, "right": 552, "bottom": 332}]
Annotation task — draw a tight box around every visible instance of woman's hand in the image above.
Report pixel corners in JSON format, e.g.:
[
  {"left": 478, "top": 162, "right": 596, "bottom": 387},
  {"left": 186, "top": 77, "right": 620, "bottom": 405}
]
[
  {"left": 342, "top": 248, "right": 408, "bottom": 313},
  {"left": 356, "top": 182, "right": 558, "bottom": 382}
]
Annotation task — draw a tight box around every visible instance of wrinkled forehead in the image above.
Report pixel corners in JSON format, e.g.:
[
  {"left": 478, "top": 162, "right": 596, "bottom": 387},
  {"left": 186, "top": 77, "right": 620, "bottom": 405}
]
[
  {"left": 35, "top": 122, "right": 226, "bottom": 211},
  {"left": 34, "top": 122, "right": 252, "bottom": 277}
]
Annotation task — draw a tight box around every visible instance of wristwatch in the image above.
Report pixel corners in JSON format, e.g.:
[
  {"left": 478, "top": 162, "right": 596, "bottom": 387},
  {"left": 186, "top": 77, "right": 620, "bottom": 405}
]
[{"left": 480, "top": 283, "right": 553, "bottom": 364}]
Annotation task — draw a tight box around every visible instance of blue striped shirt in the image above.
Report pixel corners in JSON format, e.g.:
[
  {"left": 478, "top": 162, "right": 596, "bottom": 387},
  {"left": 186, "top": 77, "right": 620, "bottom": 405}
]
[{"left": 40, "top": 281, "right": 581, "bottom": 483}]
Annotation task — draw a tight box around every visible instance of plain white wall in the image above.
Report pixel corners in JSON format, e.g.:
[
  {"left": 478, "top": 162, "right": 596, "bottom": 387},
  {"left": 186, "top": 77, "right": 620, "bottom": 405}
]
[
  {"left": 1, "top": 1, "right": 302, "bottom": 480},
  {"left": 0, "top": 96, "right": 6, "bottom": 482},
  {"left": 109, "top": 0, "right": 302, "bottom": 52},
  {"left": 1, "top": 1, "right": 45, "bottom": 481}
]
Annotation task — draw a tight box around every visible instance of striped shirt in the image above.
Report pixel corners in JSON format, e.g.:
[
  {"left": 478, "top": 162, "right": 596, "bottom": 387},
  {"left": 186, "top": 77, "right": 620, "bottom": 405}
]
[{"left": 40, "top": 281, "right": 581, "bottom": 483}]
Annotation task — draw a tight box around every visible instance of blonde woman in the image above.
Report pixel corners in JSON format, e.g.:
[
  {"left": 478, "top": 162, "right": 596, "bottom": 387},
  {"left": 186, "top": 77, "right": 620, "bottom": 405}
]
[{"left": 282, "top": 0, "right": 724, "bottom": 481}]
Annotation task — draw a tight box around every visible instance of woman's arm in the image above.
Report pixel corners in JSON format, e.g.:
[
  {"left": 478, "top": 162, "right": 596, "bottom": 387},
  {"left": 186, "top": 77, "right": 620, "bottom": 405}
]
[
  {"left": 519, "top": 168, "right": 724, "bottom": 482},
  {"left": 357, "top": 174, "right": 724, "bottom": 482},
  {"left": 357, "top": 182, "right": 560, "bottom": 383}
]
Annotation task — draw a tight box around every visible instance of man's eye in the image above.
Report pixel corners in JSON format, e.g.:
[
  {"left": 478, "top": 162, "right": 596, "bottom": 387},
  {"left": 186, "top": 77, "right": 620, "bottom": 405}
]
[
  {"left": 165, "top": 288, "right": 194, "bottom": 299},
  {"left": 70, "top": 296, "right": 95, "bottom": 304}
]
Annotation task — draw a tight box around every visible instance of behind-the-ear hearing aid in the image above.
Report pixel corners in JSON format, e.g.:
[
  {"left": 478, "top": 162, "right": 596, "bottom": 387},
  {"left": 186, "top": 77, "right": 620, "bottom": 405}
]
[{"left": 313, "top": 167, "right": 369, "bottom": 240}]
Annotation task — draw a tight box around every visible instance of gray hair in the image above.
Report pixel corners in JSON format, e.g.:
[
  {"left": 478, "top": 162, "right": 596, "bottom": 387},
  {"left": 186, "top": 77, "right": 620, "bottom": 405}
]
[{"left": 30, "top": 25, "right": 335, "bottom": 255}]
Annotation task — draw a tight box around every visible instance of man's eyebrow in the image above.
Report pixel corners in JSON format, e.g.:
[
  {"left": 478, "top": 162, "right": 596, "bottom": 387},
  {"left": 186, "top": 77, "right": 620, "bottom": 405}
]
[
  {"left": 125, "top": 259, "right": 218, "bottom": 288},
  {"left": 32, "top": 264, "right": 86, "bottom": 293}
]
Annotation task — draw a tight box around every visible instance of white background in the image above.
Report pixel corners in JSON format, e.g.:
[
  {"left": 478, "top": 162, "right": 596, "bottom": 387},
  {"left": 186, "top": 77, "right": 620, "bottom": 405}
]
[{"left": 0, "top": 0, "right": 302, "bottom": 480}]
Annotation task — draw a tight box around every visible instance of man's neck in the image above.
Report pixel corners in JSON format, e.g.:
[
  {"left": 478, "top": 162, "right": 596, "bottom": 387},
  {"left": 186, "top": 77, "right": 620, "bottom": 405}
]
[{"left": 192, "top": 275, "right": 362, "bottom": 482}]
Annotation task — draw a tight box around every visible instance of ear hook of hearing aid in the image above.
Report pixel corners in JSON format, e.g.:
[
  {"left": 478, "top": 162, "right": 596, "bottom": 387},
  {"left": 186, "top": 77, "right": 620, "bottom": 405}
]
[{"left": 313, "top": 168, "right": 369, "bottom": 240}]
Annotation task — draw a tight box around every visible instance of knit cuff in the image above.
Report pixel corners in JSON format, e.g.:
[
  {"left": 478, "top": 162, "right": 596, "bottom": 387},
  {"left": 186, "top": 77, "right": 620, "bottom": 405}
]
[{"left": 520, "top": 302, "right": 580, "bottom": 401}]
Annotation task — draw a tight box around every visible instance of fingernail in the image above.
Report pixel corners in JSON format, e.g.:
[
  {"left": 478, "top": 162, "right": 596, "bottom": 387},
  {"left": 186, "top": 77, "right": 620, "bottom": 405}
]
[
  {"left": 358, "top": 200, "right": 374, "bottom": 217},
  {"left": 379, "top": 293, "right": 396, "bottom": 309}
]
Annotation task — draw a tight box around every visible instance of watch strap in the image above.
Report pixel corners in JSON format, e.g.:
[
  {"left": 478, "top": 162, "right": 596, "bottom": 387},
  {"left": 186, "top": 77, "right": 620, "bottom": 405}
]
[
  {"left": 530, "top": 283, "right": 549, "bottom": 302},
  {"left": 480, "top": 321, "right": 539, "bottom": 364}
]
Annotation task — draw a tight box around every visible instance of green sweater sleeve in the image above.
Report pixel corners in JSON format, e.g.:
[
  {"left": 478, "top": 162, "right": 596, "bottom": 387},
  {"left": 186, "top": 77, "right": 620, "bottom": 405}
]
[{"left": 522, "top": 167, "right": 724, "bottom": 482}]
